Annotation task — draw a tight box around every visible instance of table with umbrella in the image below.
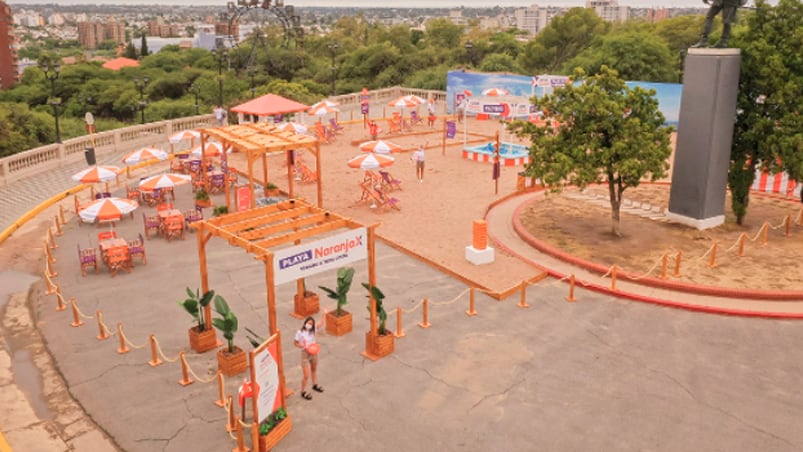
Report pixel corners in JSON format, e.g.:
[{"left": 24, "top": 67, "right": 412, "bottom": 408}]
[
  {"left": 138, "top": 173, "right": 192, "bottom": 206},
  {"left": 79, "top": 197, "right": 139, "bottom": 224},
  {"left": 349, "top": 152, "right": 396, "bottom": 208}
]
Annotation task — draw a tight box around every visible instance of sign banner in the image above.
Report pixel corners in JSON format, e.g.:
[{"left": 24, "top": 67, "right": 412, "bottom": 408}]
[
  {"left": 361, "top": 103, "right": 369, "bottom": 115},
  {"left": 454, "top": 92, "right": 466, "bottom": 110},
  {"left": 273, "top": 227, "right": 367, "bottom": 285},
  {"left": 254, "top": 335, "right": 281, "bottom": 423},
  {"left": 236, "top": 186, "right": 251, "bottom": 212},
  {"left": 446, "top": 121, "right": 456, "bottom": 139}
]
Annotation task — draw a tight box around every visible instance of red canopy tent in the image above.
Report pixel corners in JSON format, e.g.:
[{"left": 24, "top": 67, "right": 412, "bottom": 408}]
[{"left": 230, "top": 94, "right": 310, "bottom": 123}]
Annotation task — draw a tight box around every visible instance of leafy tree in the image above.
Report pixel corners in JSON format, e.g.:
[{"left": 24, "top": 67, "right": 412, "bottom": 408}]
[
  {"left": 479, "top": 53, "right": 522, "bottom": 74},
  {"left": 728, "top": 0, "right": 803, "bottom": 224},
  {"left": 0, "top": 103, "right": 52, "bottom": 156},
  {"left": 140, "top": 34, "right": 149, "bottom": 58},
  {"left": 123, "top": 41, "right": 138, "bottom": 59},
  {"left": 509, "top": 67, "right": 673, "bottom": 236},
  {"left": 567, "top": 30, "right": 676, "bottom": 82},
  {"left": 424, "top": 18, "right": 465, "bottom": 49}
]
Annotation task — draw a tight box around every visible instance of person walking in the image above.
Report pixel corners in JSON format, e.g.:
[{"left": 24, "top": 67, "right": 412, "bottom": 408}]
[
  {"left": 213, "top": 105, "right": 226, "bottom": 126},
  {"left": 411, "top": 144, "right": 425, "bottom": 182},
  {"left": 294, "top": 316, "right": 323, "bottom": 400}
]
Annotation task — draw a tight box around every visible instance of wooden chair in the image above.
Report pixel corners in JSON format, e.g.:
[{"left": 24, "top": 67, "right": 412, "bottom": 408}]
[
  {"left": 156, "top": 202, "right": 173, "bottom": 212},
  {"left": 95, "top": 192, "right": 112, "bottom": 199},
  {"left": 170, "top": 158, "right": 184, "bottom": 173},
  {"left": 410, "top": 110, "right": 423, "bottom": 127},
  {"left": 106, "top": 246, "right": 132, "bottom": 277},
  {"left": 97, "top": 231, "right": 117, "bottom": 242},
  {"left": 164, "top": 215, "right": 185, "bottom": 242},
  {"left": 387, "top": 118, "right": 402, "bottom": 134},
  {"left": 379, "top": 170, "right": 402, "bottom": 191},
  {"left": 161, "top": 186, "right": 175, "bottom": 201},
  {"left": 314, "top": 122, "right": 329, "bottom": 143},
  {"left": 77, "top": 244, "right": 98, "bottom": 276},
  {"left": 128, "top": 233, "right": 146, "bottom": 266},
  {"left": 143, "top": 213, "right": 160, "bottom": 239},
  {"left": 126, "top": 184, "right": 140, "bottom": 202},
  {"left": 329, "top": 117, "right": 345, "bottom": 134},
  {"left": 375, "top": 189, "right": 401, "bottom": 210},
  {"left": 295, "top": 161, "right": 318, "bottom": 183},
  {"left": 184, "top": 207, "right": 203, "bottom": 230}
]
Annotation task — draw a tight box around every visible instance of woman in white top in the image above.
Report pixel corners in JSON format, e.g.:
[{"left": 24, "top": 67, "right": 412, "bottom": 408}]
[{"left": 294, "top": 316, "right": 323, "bottom": 400}]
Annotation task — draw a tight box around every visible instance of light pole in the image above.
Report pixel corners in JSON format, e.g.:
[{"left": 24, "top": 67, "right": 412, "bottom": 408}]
[
  {"left": 328, "top": 41, "right": 339, "bottom": 97},
  {"left": 40, "top": 60, "right": 62, "bottom": 143},
  {"left": 464, "top": 41, "right": 473, "bottom": 68},
  {"left": 248, "top": 68, "right": 257, "bottom": 98},
  {"left": 212, "top": 47, "right": 228, "bottom": 106},
  {"left": 134, "top": 76, "right": 149, "bottom": 124},
  {"left": 190, "top": 83, "right": 200, "bottom": 115}
]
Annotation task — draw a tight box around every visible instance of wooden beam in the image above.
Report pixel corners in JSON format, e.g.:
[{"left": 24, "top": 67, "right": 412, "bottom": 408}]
[
  {"left": 221, "top": 206, "right": 314, "bottom": 234},
  {"left": 239, "top": 212, "right": 334, "bottom": 241},
  {"left": 255, "top": 219, "right": 348, "bottom": 249}
]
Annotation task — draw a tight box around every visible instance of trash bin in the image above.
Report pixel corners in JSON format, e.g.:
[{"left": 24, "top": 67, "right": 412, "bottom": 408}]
[
  {"left": 516, "top": 171, "right": 526, "bottom": 191},
  {"left": 84, "top": 147, "right": 96, "bottom": 166}
]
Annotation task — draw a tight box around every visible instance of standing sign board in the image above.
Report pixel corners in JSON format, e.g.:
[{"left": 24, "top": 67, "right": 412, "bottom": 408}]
[
  {"left": 236, "top": 185, "right": 252, "bottom": 212},
  {"left": 273, "top": 227, "right": 367, "bottom": 285},
  {"left": 253, "top": 334, "right": 282, "bottom": 423},
  {"left": 446, "top": 121, "right": 456, "bottom": 139}
]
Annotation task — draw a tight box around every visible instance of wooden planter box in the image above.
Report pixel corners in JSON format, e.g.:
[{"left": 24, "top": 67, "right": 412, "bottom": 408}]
[
  {"left": 217, "top": 346, "right": 248, "bottom": 377},
  {"left": 291, "top": 292, "right": 319, "bottom": 319},
  {"left": 264, "top": 188, "right": 280, "bottom": 197},
  {"left": 195, "top": 199, "right": 212, "bottom": 209},
  {"left": 188, "top": 326, "right": 217, "bottom": 353},
  {"left": 259, "top": 415, "right": 292, "bottom": 452},
  {"left": 365, "top": 331, "right": 395, "bottom": 359},
  {"left": 325, "top": 310, "right": 352, "bottom": 336}
]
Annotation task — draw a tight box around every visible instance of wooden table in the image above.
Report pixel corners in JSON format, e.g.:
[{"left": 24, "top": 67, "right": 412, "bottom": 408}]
[
  {"left": 99, "top": 238, "right": 128, "bottom": 264},
  {"left": 157, "top": 209, "right": 184, "bottom": 236}
]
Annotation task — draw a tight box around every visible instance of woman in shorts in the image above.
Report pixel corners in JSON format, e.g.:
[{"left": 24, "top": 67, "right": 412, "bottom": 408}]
[{"left": 294, "top": 316, "right": 323, "bottom": 400}]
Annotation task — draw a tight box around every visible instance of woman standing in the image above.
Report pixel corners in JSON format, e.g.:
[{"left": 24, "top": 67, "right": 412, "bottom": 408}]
[{"left": 294, "top": 316, "right": 324, "bottom": 400}]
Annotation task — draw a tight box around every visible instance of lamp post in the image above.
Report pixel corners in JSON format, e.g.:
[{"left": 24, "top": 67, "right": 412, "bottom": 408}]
[
  {"left": 134, "top": 76, "right": 149, "bottom": 124},
  {"left": 464, "top": 41, "right": 473, "bottom": 68},
  {"left": 40, "top": 60, "right": 62, "bottom": 143},
  {"left": 190, "top": 83, "right": 200, "bottom": 115},
  {"left": 212, "top": 47, "right": 228, "bottom": 106},
  {"left": 328, "top": 41, "right": 339, "bottom": 97},
  {"left": 248, "top": 68, "right": 257, "bottom": 98}
]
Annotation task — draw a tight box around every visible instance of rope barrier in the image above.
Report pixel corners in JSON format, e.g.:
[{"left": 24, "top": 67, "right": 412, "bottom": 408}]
[
  {"left": 54, "top": 216, "right": 63, "bottom": 236},
  {"left": 70, "top": 298, "right": 84, "bottom": 327},
  {"left": 418, "top": 298, "right": 431, "bottom": 328},
  {"left": 53, "top": 284, "right": 66, "bottom": 311},
  {"left": 151, "top": 335, "right": 181, "bottom": 364},
  {"left": 181, "top": 353, "right": 220, "bottom": 384},
  {"left": 394, "top": 307, "right": 406, "bottom": 338},
  {"left": 148, "top": 335, "right": 163, "bottom": 367},
  {"left": 708, "top": 242, "right": 718, "bottom": 268},
  {"left": 620, "top": 253, "right": 667, "bottom": 281},
  {"left": 45, "top": 256, "right": 58, "bottom": 278},
  {"left": 47, "top": 227, "right": 57, "bottom": 249},
  {"left": 178, "top": 352, "right": 193, "bottom": 386},
  {"left": 59, "top": 204, "right": 66, "bottom": 226},
  {"left": 96, "top": 310, "right": 112, "bottom": 340},
  {"left": 43, "top": 264, "right": 57, "bottom": 295},
  {"left": 118, "top": 322, "right": 147, "bottom": 351},
  {"left": 225, "top": 396, "right": 236, "bottom": 433},
  {"left": 71, "top": 298, "right": 95, "bottom": 320}
]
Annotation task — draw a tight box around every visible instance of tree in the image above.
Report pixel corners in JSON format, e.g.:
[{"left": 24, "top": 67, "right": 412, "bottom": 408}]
[
  {"left": 123, "top": 41, "right": 138, "bottom": 59},
  {"left": 509, "top": 67, "right": 673, "bottom": 236},
  {"left": 140, "top": 34, "right": 149, "bottom": 58},
  {"left": 566, "top": 30, "right": 676, "bottom": 82},
  {"left": 728, "top": 0, "right": 803, "bottom": 224}
]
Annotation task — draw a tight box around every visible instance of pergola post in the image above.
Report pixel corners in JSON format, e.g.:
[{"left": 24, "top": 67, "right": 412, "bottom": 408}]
[
  {"left": 315, "top": 142, "right": 323, "bottom": 207},
  {"left": 265, "top": 253, "right": 278, "bottom": 335},
  {"left": 248, "top": 156, "right": 256, "bottom": 209},
  {"left": 368, "top": 225, "right": 377, "bottom": 336},
  {"left": 197, "top": 223, "right": 212, "bottom": 331},
  {"left": 287, "top": 149, "right": 295, "bottom": 199}
]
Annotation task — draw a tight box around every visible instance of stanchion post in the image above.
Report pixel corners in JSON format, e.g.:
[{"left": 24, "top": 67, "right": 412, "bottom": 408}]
[
  {"left": 226, "top": 395, "right": 236, "bottom": 432},
  {"left": 738, "top": 233, "right": 747, "bottom": 257},
  {"left": 611, "top": 265, "right": 618, "bottom": 291},
  {"left": 673, "top": 251, "right": 682, "bottom": 277},
  {"left": 54, "top": 284, "right": 65, "bottom": 311},
  {"left": 45, "top": 270, "right": 56, "bottom": 294},
  {"left": 47, "top": 227, "right": 58, "bottom": 249},
  {"left": 215, "top": 372, "right": 226, "bottom": 407},
  {"left": 233, "top": 416, "right": 249, "bottom": 452},
  {"left": 761, "top": 222, "right": 768, "bottom": 246},
  {"left": 46, "top": 256, "right": 58, "bottom": 277},
  {"left": 418, "top": 298, "right": 431, "bottom": 328},
  {"left": 660, "top": 253, "right": 668, "bottom": 280},
  {"left": 517, "top": 280, "right": 529, "bottom": 308},
  {"left": 96, "top": 310, "right": 109, "bottom": 340},
  {"left": 45, "top": 241, "right": 56, "bottom": 263},
  {"left": 395, "top": 307, "right": 405, "bottom": 338},
  {"left": 785, "top": 214, "right": 791, "bottom": 237},
  {"left": 708, "top": 242, "right": 718, "bottom": 268},
  {"left": 178, "top": 352, "right": 193, "bottom": 386},
  {"left": 565, "top": 275, "right": 576, "bottom": 302},
  {"left": 54, "top": 216, "right": 63, "bottom": 236},
  {"left": 59, "top": 204, "right": 66, "bottom": 225},
  {"left": 70, "top": 297, "right": 83, "bottom": 327},
  {"left": 148, "top": 334, "right": 163, "bottom": 367},
  {"left": 117, "top": 322, "right": 130, "bottom": 354},
  {"left": 466, "top": 287, "right": 478, "bottom": 316}
]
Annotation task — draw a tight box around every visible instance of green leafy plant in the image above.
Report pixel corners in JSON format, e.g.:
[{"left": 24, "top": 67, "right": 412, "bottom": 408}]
[
  {"left": 245, "top": 326, "right": 265, "bottom": 349},
  {"left": 266, "top": 182, "right": 278, "bottom": 190},
  {"left": 258, "top": 407, "right": 288, "bottom": 435},
  {"left": 319, "top": 267, "right": 355, "bottom": 316},
  {"left": 194, "top": 187, "right": 210, "bottom": 201},
  {"left": 211, "top": 294, "right": 238, "bottom": 353},
  {"left": 361, "top": 283, "right": 388, "bottom": 335},
  {"left": 212, "top": 205, "right": 228, "bottom": 216},
  {"left": 177, "top": 287, "right": 214, "bottom": 331}
]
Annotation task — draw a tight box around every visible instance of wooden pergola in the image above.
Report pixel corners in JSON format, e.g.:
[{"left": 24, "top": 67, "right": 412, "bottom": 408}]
[{"left": 197, "top": 122, "right": 323, "bottom": 210}]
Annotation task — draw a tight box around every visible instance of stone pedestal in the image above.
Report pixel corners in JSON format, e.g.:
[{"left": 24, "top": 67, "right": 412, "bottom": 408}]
[
  {"left": 465, "top": 246, "right": 495, "bottom": 265},
  {"left": 667, "top": 48, "right": 741, "bottom": 230}
]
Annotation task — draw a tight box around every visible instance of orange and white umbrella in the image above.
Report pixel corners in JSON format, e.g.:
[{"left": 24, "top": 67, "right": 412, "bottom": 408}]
[
  {"left": 72, "top": 165, "right": 121, "bottom": 183},
  {"left": 190, "top": 142, "right": 225, "bottom": 158},
  {"left": 387, "top": 96, "right": 420, "bottom": 108},
  {"left": 122, "top": 147, "right": 169, "bottom": 165},
  {"left": 347, "top": 152, "right": 395, "bottom": 170},
  {"left": 308, "top": 105, "right": 339, "bottom": 117},
  {"left": 138, "top": 173, "right": 191, "bottom": 191},
  {"left": 481, "top": 87, "right": 510, "bottom": 96},
  {"left": 358, "top": 140, "right": 402, "bottom": 155},
  {"left": 79, "top": 197, "right": 139, "bottom": 222},
  {"left": 277, "top": 122, "right": 309, "bottom": 134},
  {"left": 310, "top": 99, "right": 339, "bottom": 110},
  {"left": 168, "top": 129, "right": 201, "bottom": 144},
  {"left": 401, "top": 94, "right": 426, "bottom": 104}
]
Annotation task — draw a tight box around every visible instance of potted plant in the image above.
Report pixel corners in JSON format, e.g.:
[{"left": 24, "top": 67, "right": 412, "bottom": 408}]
[
  {"left": 319, "top": 267, "right": 355, "bottom": 336},
  {"left": 258, "top": 407, "right": 292, "bottom": 452},
  {"left": 212, "top": 205, "right": 229, "bottom": 217},
  {"left": 292, "top": 279, "right": 319, "bottom": 319},
  {"left": 264, "top": 182, "right": 280, "bottom": 197},
  {"left": 177, "top": 287, "right": 217, "bottom": 353},
  {"left": 361, "top": 283, "right": 394, "bottom": 359},
  {"left": 212, "top": 294, "right": 247, "bottom": 377},
  {"left": 194, "top": 187, "right": 211, "bottom": 208}
]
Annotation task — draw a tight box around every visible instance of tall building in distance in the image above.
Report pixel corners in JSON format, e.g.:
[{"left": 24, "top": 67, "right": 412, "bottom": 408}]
[
  {"left": 1, "top": 0, "right": 18, "bottom": 90},
  {"left": 514, "top": 5, "right": 562, "bottom": 38},
  {"left": 586, "top": 0, "right": 630, "bottom": 22},
  {"left": 77, "top": 19, "right": 126, "bottom": 50}
]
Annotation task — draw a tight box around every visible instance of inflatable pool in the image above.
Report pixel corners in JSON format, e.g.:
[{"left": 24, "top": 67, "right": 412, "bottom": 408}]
[{"left": 462, "top": 142, "right": 530, "bottom": 166}]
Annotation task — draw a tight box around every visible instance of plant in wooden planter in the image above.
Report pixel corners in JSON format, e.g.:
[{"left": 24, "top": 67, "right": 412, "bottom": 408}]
[
  {"left": 212, "top": 295, "right": 247, "bottom": 377},
  {"left": 362, "top": 283, "right": 394, "bottom": 358},
  {"left": 319, "top": 267, "right": 355, "bottom": 336},
  {"left": 292, "top": 279, "right": 319, "bottom": 318},
  {"left": 212, "top": 205, "right": 229, "bottom": 217},
  {"left": 264, "top": 182, "right": 280, "bottom": 197},
  {"left": 258, "top": 407, "right": 292, "bottom": 452},
  {"left": 177, "top": 287, "right": 217, "bottom": 353},
  {"left": 194, "top": 188, "right": 211, "bottom": 208}
]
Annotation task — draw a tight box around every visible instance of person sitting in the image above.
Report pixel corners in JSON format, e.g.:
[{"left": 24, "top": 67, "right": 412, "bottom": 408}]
[{"left": 369, "top": 121, "right": 379, "bottom": 140}]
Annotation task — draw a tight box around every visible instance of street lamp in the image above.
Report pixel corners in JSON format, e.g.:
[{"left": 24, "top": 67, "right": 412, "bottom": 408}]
[
  {"left": 328, "top": 41, "right": 339, "bottom": 96},
  {"left": 134, "top": 76, "right": 149, "bottom": 124},
  {"left": 40, "top": 60, "right": 62, "bottom": 143},
  {"left": 190, "top": 83, "right": 201, "bottom": 115},
  {"left": 464, "top": 41, "right": 473, "bottom": 68},
  {"left": 212, "top": 47, "right": 229, "bottom": 106},
  {"left": 247, "top": 67, "right": 257, "bottom": 98}
]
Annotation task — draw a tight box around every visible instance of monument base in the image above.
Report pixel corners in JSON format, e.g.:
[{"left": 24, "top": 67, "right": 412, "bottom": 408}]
[
  {"left": 665, "top": 211, "right": 724, "bottom": 230},
  {"left": 465, "top": 246, "right": 495, "bottom": 265}
]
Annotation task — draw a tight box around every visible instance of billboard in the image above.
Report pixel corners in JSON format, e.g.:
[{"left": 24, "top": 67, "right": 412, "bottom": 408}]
[{"left": 273, "top": 227, "right": 367, "bottom": 285}]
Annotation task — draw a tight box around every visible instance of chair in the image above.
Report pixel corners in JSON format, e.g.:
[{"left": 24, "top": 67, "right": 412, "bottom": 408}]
[
  {"left": 170, "top": 158, "right": 184, "bottom": 173},
  {"left": 77, "top": 244, "right": 98, "bottom": 276},
  {"left": 379, "top": 170, "right": 402, "bottom": 191},
  {"left": 164, "top": 215, "right": 185, "bottom": 242},
  {"left": 375, "top": 189, "right": 401, "bottom": 210},
  {"left": 106, "top": 246, "right": 132, "bottom": 277},
  {"left": 161, "top": 186, "right": 175, "bottom": 201},
  {"left": 184, "top": 207, "right": 203, "bottom": 230},
  {"left": 295, "top": 161, "right": 318, "bottom": 183},
  {"left": 188, "top": 159, "right": 202, "bottom": 174},
  {"left": 143, "top": 213, "right": 160, "bottom": 239},
  {"left": 387, "top": 118, "right": 402, "bottom": 134},
  {"left": 325, "top": 125, "right": 337, "bottom": 142},
  {"left": 97, "top": 231, "right": 117, "bottom": 242},
  {"left": 410, "top": 111, "right": 423, "bottom": 127},
  {"left": 329, "top": 117, "right": 345, "bottom": 134},
  {"left": 314, "top": 122, "right": 330, "bottom": 143},
  {"left": 95, "top": 192, "right": 112, "bottom": 199},
  {"left": 209, "top": 173, "right": 226, "bottom": 194},
  {"left": 156, "top": 202, "right": 173, "bottom": 212},
  {"left": 126, "top": 184, "right": 140, "bottom": 202},
  {"left": 128, "top": 233, "right": 147, "bottom": 266}
]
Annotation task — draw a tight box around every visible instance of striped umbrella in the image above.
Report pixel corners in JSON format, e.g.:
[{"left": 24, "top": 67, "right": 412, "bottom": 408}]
[
  {"left": 168, "top": 130, "right": 201, "bottom": 144},
  {"left": 481, "top": 87, "right": 510, "bottom": 96},
  {"left": 190, "top": 142, "right": 225, "bottom": 158},
  {"left": 401, "top": 94, "right": 426, "bottom": 104},
  {"left": 358, "top": 140, "right": 402, "bottom": 155},
  {"left": 387, "top": 96, "right": 420, "bottom": 108},
  {"left": 122, "top": 147, "right": 169, "bottom": 165},
  {"left": 71, "top": 165, "right": 121, "bottom": 183},
  {"left": 310, "top": 99, "right": 339, "bottom": 110},
  {"left": 138, "top": 173, "right": 192, "bottom": 191},
  {"left": 308, "top": 105, "right": 339, "bottom": 117},
  {"left": 277, "top": 122, "right": 309, "bottom": 134},
  {"left": 78, "top": 197, "right": 139, "bottom": 222},
  {"left": 347, "top": 152, "right": 395, "bottom": 170}
]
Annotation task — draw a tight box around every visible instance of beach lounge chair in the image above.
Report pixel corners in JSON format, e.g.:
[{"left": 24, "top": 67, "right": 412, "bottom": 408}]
[
  {"left": 410, "top": 111, "right": 423, "bottom": 127},
  {"left": 296, "top": 161, "right": 318, "bottom": 183},
  {"left": 379, "top": 170, "right": 402, "bottom": 191},
  {"left": 375, "top": 189, "right": 401, "bottom": 210},
  {"left": 387, "top": 118, "right": 402, "bottom": 134},
  {"left": 329, "top": 117, "right": 345, "bottom": 134}
]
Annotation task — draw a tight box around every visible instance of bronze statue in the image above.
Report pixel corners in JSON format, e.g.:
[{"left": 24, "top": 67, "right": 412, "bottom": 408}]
[{"left": 692, "top": 0, "right": 747, "bottom": 48}]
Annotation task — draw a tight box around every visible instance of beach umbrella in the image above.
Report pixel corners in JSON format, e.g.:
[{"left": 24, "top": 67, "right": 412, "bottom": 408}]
[
  {"left": 347, "top": 152, "right": 395, "bottom": 170},
  {"left": 190, "top": 142, "right": 225, "bottom": 158},
  {"left": 387, "top": 96, "right": 420, "bottom": 109},
  {"left": 402, "top": 94, "right": 426, "bottom": 104},
  {"left": 71, "top": 165, "right": 121, "bottom": 183},
  {"left": 138, "top": 173, "right": 191, "bottom": 191},
  {"left": 122, "top": 147, "right": 169, "bottom": 165},
  {"left": 78, "top": 197, "right": 139, "bottom": 222},
  {"left": 358, "top": 140, "right": 402, "bottom": 155},
  {"left": 308, "top": 105, "right": 339, "bottom": 117},
  {"left": 310, "top": 99, "right": 339, "bottom": 110},
  {"left": 481, "top": 88, "right": 510, "bottom": 96},
  {"left": 168, "top": 129, "right": 201, "bottom": 144},
  {"left": 277, "top": 122, "right": 309, "bottom": 134}
]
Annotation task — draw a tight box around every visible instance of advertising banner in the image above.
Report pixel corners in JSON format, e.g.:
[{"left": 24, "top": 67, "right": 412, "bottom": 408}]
[
  {"left": 361, "top": 103, "right": 369, "bottom": 115},
  {"left": 253, "top": 335, "right": 281, "bottom": 423},
  {"left": 273, "top": 227, "right": 367, "bottom": 285},
  {"left": 446, "top": 121, "right": 456, "bottom": 139},
  {"left": 236, "top": 186, "right": 251, "bottom": 212}
]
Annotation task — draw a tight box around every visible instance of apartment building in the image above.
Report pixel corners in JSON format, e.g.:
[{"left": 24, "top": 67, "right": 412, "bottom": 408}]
[
  {"left": 586, "top": 0, "right": 630, "bottom": 22},
  {"left": 77, "top": 19, "right": 126, "bottom": 49},
  {"left": 513, "top": 5, "right": 563, "bottom": 37},
  {"left": 0, "top": 0, "right": 18, "bottom": 89}
]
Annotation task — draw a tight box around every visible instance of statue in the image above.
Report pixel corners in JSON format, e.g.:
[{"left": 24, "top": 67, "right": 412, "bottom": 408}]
[{"left": 692, "top": 0, "right": 748, "bottom": 48}]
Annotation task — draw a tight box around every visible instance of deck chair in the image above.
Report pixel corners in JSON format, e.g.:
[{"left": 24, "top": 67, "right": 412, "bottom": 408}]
[
  {"left": 379, "top": 170, "right": 402, "bottom": 191},
  {"left": 77, "top": 244, "right": 98, "bottom": 276},
  {"left": 387, "top": 118, "right": 402, "bottom": 134},
  {"left": 143, "top": 213, "right": 160, "bottom": 239},
  {"left": 329, "top": 117, "right": 345, "bottom": 134},
  {"left": 126, "top": 184, "right": 140, "bottom": 202},
  {"left": 410, "top": 111, "right": 423, "bottom": 127},
  {"left": 184, "top": 207, "right": 203, "bottom": 230},
  {"left": 164, "top": 215, "right": 185, "bottom": 242},
  {"left": 128, "top": 233, "right": 146, "bottom": 266},
  {"left": 325, "top": 125, "right": 337, "bottom": 142},
  {"left": 359, "top": 181, "right": 384, "bottom": 207},
  {"left": 314, "top": 122, "right": 330, "bottom": 143},
  {"left": 375, "top": 189, "right": 401, "bottom": 210},
  {"left": 106, "top": 246, "right": 132, "bottom": 277},
  {"left": 296, "top": 161, "right": 318, "bottom": 183}
]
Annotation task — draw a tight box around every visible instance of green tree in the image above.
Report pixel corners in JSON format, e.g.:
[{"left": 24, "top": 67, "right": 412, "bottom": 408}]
[
  {"left": 140, "top": 34, "right": 149, "bottom": 58},
  {"left": 567, "top": 30, "right": 676, "bottom": 82},
  {"left": 509, "top": 67, "right": 673, "bottom": 236},
  {"left": 123, "top": 41, "right": 138, "bottom": 59},
  {"left": 728, "top": 0, "right": 803, "bottom": 224},
  {"left": 478, "top": 53, "right": 521, "bottom": 74}
]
